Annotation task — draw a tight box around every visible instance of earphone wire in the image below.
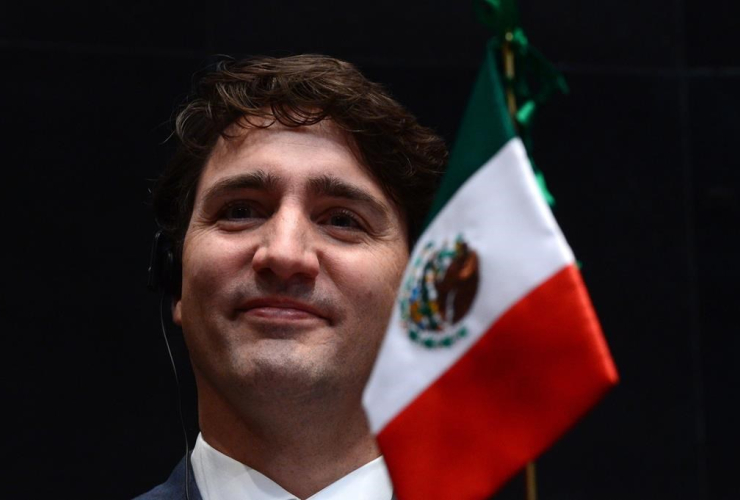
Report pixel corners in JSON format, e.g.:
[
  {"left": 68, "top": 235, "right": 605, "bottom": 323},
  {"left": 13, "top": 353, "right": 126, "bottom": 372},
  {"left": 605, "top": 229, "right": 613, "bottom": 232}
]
[{"left": 159, "top": 292, "right": 192, "bottom": 500}]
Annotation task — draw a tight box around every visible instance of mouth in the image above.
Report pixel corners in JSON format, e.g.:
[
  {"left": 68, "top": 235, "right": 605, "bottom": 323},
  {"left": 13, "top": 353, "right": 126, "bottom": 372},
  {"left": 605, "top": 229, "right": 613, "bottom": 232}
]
[{"left": 237, "top": 297, "right": 330, "bottom": 323}]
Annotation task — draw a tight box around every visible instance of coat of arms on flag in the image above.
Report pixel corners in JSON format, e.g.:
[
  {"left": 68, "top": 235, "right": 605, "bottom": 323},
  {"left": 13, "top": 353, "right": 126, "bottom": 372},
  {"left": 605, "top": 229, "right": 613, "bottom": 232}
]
[{"left": 400, "top": 236, "right": 480, "bottom": 348}]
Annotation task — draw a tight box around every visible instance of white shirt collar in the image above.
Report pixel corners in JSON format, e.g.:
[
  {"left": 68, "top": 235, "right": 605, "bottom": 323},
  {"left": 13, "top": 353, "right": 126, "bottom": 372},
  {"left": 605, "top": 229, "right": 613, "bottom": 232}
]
[{"left": 191, "top": 433, "right": 393, "bottom": 500}]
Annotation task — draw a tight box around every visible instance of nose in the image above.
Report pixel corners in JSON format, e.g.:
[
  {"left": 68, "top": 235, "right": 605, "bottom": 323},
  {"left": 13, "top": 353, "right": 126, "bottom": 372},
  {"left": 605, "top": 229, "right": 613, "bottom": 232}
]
[{"left": 251, "top": 206, "right": 320, "bottom": 282}]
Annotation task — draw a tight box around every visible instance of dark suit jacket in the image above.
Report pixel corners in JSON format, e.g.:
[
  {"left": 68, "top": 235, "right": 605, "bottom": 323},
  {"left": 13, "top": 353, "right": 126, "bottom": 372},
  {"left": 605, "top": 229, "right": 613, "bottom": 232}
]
[
  {"left": 134, "top": 457, "right": 202, "bottom": 500},
  {"left": 134, "top": 456, "right": 396, "bottom": 500}
]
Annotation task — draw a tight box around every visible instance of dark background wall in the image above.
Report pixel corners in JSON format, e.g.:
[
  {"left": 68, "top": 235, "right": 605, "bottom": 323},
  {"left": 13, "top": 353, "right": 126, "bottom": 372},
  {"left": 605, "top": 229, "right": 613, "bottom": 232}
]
[{"left": 3, "top": 1, "right": 738, "bottom": 498}]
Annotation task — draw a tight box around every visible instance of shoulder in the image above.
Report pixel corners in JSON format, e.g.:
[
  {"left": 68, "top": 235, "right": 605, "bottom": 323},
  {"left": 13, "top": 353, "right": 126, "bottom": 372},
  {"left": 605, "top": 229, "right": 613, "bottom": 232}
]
[{"left": 134, "top": 456, "right": 201, "bottom": 500}]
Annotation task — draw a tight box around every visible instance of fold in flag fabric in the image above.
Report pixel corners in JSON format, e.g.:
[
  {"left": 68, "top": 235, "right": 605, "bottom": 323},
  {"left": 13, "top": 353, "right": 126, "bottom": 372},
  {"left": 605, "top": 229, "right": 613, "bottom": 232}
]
[{"left": 362, "top": 43, "right": 619, "bottom": 500}]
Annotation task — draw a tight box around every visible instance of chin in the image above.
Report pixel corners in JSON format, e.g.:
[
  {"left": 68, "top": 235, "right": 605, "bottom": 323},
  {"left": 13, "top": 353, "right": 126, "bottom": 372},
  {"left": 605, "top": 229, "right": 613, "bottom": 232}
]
[{"left": 227, "top": 345, "right": 343, "bottom": 399}]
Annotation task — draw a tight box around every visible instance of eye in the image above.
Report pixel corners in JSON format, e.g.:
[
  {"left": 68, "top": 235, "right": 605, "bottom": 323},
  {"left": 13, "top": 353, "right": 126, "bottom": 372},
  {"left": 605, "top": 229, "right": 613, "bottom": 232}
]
[
  {"left": 322, "top": 209, "right": 363, "bottom": 231},
  {"left": 223, "top": 203, "right": 259, "bottom": 220},
  {"left": 217, "top": 202, "right": 264, "bottom": 229},
  {"left": 328, "top": 213, "right": 359, "bottom": 228}
]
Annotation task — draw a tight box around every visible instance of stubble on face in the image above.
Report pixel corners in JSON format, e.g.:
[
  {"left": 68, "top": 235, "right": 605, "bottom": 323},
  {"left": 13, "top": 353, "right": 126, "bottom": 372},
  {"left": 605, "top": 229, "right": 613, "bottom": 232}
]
[{"left": 173, "top": 120, "right": 409, "bottom": 415}]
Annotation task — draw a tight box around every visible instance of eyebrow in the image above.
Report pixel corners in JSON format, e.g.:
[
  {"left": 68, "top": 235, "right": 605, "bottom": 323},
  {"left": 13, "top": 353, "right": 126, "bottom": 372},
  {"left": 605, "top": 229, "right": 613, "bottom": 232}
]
[
  {"left": 200, "top": 170, "right": 280, "bottom": 208},
  {"left": 199, "top": 170, "right": 390, "bottom": 218},
  {"left": 308, "top": 174, "right": 389, "bottom": 218}
]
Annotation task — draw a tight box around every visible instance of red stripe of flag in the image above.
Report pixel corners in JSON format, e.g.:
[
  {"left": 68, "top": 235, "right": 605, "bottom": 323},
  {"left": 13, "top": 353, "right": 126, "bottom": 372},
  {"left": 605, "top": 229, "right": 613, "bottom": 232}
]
[{"left": 378, "top": 264, "right": 618, "bottom": 500}]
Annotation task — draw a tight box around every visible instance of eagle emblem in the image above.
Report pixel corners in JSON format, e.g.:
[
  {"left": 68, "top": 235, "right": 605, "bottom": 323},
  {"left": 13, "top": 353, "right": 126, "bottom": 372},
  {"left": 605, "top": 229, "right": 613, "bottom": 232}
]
[{"left": 399, "top": 235, "right": 480, "bottom": 348}]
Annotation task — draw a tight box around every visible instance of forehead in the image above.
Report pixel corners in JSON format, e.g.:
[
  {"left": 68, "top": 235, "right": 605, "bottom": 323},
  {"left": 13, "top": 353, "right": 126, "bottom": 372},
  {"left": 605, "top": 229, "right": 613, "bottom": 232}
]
[{"left": 198, "top": 121, "right": 384, "bottom": 200}]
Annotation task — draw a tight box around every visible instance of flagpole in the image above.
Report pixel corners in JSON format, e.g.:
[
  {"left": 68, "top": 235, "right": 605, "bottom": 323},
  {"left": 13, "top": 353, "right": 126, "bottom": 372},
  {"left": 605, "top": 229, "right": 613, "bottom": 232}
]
[
  {"left": 525, "top": 462, "right": 538, "bottom": 500},
  {"left": 502, "top": 29, "right": 538, "bottom": 500},
  {"left": 502, "top": 31, "right": 518, "bottom": 123}
]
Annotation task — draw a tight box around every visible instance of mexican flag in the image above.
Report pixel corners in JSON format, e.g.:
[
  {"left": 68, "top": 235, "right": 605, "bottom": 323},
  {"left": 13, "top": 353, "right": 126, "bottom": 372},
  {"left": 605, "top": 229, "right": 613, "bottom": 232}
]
[{"left": 362, "top": 43, "right": 619, "bottom": 500}]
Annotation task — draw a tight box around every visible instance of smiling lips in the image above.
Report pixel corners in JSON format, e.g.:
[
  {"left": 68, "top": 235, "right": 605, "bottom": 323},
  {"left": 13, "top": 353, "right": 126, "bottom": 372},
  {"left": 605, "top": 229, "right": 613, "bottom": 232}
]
[{"left": 239, "top": 297, "right": 329, "bottom": 322}]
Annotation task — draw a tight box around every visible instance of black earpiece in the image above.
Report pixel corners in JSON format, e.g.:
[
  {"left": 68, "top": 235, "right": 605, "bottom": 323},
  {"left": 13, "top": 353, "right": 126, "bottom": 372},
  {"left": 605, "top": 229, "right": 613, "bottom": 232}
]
[{"left": 147, "top": 230, "right": 181, "bottom": 295}]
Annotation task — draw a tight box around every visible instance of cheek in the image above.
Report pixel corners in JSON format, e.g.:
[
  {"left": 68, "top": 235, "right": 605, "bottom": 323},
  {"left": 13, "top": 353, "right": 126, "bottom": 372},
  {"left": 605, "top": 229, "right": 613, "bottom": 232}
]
[
  {"left": 178, "top": 237, "right": 247, "bottom": 355},
  {"left": 331, "top": 248, "right": 407, "bottom": 380},
  {"left": 181, "top": 234, "right": 248, "bottom": 299},
  {"left": 331, "top": 246, "right": 408, "bottom": 322},
  {"left": 178, "top": 237, "right": 250, "bottom": 337}
]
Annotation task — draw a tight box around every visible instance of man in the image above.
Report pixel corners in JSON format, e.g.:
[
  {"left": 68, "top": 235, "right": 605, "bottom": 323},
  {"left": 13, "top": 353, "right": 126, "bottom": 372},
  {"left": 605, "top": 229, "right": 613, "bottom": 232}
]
[{"left": 138, "top": 54, "right": 447, "bottom": 500}]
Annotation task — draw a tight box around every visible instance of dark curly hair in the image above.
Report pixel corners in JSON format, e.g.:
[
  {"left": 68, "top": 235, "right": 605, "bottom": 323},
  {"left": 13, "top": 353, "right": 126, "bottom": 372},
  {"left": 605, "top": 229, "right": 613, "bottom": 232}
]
[{"left": 153, "top": 54, "right": 448, "bottom": 262}]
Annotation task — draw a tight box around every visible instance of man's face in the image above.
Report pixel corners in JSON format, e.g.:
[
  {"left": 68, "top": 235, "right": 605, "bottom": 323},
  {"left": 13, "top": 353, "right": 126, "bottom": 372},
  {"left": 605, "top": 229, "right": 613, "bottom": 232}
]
[{"left": 173, "top": 120, "right": 409, "bottom": 407}]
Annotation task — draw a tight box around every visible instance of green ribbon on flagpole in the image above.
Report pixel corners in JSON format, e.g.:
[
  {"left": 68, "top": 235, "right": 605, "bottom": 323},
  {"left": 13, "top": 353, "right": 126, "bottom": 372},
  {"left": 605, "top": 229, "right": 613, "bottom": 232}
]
[{"left": 473, "top": 0, "right": 567, "bottom": 206}]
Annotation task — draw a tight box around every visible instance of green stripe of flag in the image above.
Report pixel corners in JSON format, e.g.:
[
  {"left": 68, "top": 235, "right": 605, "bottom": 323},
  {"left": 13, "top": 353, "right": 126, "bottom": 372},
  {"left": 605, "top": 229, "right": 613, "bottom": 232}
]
[{"left": 424, "top": 40, "right": 515, "bottom": 228}]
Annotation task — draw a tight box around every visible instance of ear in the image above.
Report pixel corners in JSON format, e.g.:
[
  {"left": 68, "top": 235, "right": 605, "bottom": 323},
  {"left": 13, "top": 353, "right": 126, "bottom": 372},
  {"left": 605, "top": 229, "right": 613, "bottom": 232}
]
[{"left": 172, "top": 297, "right": 183, "bottom": 326}]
